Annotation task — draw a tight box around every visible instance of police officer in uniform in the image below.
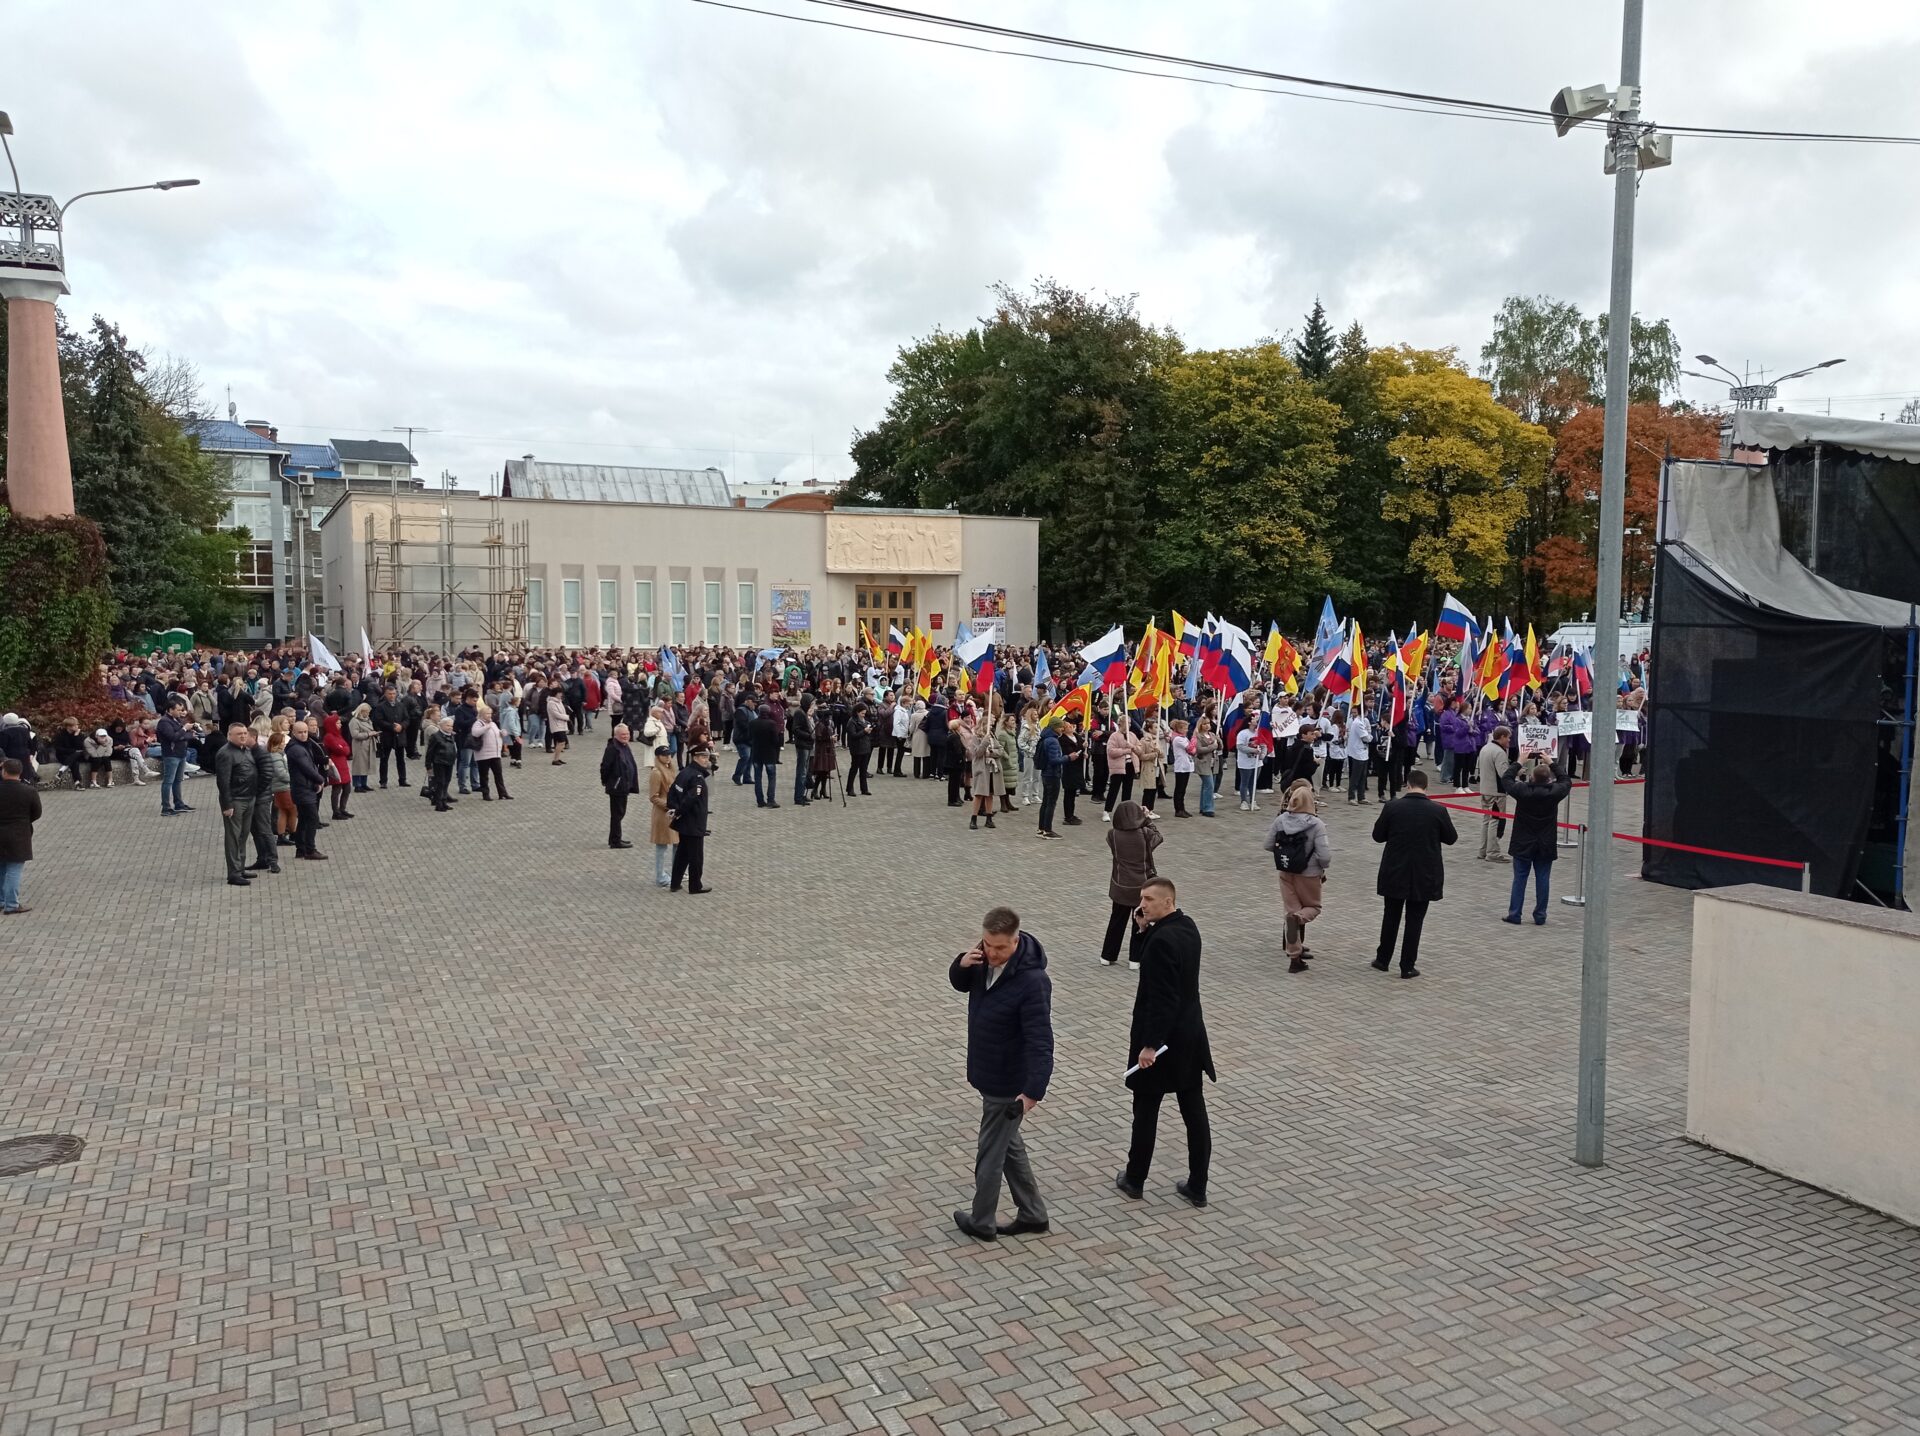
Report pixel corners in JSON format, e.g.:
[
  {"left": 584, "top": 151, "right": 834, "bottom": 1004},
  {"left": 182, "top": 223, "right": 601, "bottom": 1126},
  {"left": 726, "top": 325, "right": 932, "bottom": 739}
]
[{"left": 667, "top": 742, "right": 715, "bottom": 893}]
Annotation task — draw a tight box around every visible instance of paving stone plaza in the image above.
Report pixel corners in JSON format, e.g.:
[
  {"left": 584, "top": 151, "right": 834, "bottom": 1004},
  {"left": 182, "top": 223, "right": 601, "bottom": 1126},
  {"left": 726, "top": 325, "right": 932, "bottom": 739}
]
[{"left": 3, "top": 756, "right": 1916, "bottom": 1435}]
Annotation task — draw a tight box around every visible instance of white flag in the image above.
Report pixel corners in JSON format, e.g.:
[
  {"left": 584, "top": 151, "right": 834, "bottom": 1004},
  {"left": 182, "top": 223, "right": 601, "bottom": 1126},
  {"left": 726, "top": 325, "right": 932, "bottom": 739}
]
[
  {"left": 361, "top": 628, "right": 374, "bottom": 667},
  {"left": 308, "top": 633, "right": 343, "bottom": 672}
]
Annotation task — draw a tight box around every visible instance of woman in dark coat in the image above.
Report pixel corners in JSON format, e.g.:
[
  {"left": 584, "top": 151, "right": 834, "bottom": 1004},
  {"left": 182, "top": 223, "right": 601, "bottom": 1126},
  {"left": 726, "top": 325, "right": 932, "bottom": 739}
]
[
  {"left": 1101, "top": 800, "right": 1164, "bottom": 967},
  {"left": 1499, "top": 757, "right": 1574, "bottom": 924},
  {"left": 809, "top": 700, "right": 838, "bottom": 800}
]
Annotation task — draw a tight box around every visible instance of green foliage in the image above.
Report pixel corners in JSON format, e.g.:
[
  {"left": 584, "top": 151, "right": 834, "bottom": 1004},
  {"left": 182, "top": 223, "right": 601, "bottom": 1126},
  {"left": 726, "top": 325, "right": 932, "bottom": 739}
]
[
  {"left": 0, "top": 507, "right": 119, "bottom": 711},
  {"left": 1141, "top": 344, "right": 1341, "bottom": 622},
  {"left": 1292, "top": 298, "right": 1335, "bottom": 381},
  {"left": 55, "top": 317, "right": 236, "bottom": 640},
  {"left": 1479, "top": 294, "right": 1680, "bottom": 431}
]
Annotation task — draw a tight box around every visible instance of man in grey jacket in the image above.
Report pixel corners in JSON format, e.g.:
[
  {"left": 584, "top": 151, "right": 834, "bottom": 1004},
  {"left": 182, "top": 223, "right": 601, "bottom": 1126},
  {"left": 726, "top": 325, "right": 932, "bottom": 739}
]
[
  {"left": 1475, "top": 726, "right": 1512, "bottom": 860},
  {"left": 213, "top": 724, "right": 259, "bottom": 887}
]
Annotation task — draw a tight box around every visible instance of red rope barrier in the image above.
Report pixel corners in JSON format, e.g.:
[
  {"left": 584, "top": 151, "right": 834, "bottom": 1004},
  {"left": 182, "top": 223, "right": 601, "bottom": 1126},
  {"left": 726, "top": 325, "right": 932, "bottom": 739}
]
[{"left": 1422, "top": 799, "right": 1805, "bottom": 870}]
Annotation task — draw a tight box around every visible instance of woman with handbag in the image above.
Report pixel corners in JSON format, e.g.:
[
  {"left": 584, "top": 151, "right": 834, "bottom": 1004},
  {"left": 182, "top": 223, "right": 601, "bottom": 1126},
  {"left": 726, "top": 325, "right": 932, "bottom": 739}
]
[{"left": 1101, "top": 799, "right": 1163, "bottom": 967}]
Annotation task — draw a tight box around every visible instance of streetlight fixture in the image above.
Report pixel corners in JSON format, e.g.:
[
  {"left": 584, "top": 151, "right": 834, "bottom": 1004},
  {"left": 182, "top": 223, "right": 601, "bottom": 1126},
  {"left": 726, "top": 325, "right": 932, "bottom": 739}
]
[{"left": 1685, "top": 355, "right": 1845, "bottom": 409}]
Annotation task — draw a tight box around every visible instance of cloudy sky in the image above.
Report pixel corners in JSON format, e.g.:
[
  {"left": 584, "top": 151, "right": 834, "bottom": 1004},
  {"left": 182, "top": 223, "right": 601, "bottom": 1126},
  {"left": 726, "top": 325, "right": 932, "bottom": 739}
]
[{"left": 11, "top": 1, "right": 1920, "bottom": 488}]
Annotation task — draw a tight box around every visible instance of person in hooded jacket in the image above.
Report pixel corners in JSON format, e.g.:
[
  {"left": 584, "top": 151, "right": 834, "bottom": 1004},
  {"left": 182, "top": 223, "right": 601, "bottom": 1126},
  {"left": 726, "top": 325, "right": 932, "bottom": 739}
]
[
  {"left": 1116, "top": 878, "right": 1215, "bottom": 1207},
  {"left": 948, "top": 905, "right": 1054, "bottom": 1241},
  {"left": 1102, "top": 800, "right": 1163, "bottom": 967},
  {"left": 1265, "top": 785, "right": 1333, "bottom": 973}
]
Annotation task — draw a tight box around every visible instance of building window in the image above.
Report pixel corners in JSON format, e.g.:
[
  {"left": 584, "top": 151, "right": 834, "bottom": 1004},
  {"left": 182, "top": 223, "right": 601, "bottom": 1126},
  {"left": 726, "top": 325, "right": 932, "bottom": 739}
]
[
  {"left": 562, "top": 579, "right": 582, "bottom": 647},
  {"left": 220, "top": 495, "right": 272, "bottom": 536},
  {"left": 704, "top": 581, "right": 722, "bottom": 645},
  {"left": 599, "top": 579, "right": 617, "bottom": 647},
  {"left": 737, "top": 582, "right": 755, "bottom": 646},
  {"left": 311, "top": 605, "right": 326, "bottom": 637},
  {"left": 235, "top": 544, "right": 274, "bottom": 586},
  {"left": 526, "top": 578, "right": 545, "bottom": 644},
  {"left": 635, "top": 580, "right": 654, "bottom": 647},
  {"left": 310, "top": 503, "right": 331, "bottom": 532},
  {"left": 670, "top": 581, "right": 688, "bottom": 646}
]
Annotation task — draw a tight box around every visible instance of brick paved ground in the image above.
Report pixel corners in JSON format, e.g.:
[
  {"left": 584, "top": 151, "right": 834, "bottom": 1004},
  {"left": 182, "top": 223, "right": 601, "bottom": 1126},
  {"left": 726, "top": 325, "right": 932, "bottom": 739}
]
[{"left": 3, "top": 746, "right": 1916, "bottom": 1435}]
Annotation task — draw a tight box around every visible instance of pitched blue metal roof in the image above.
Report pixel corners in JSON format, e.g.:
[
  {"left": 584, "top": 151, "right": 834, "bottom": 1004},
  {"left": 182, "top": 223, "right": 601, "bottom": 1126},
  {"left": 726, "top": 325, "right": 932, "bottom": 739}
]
[
  {"left": 283, "top": 442, "right": 339, "bottom": 473},
  {"left": 185, "top": 419, "right": 286, "bottom": 454}
]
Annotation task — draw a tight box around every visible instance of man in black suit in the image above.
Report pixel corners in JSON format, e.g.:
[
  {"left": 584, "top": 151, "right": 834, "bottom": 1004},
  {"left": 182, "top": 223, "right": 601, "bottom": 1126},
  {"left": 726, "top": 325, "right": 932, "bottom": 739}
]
[
  {"left": 1370, "top": 769, "right": 1457, "bottom": 978},
  {"left": 1118, "top": 877, "right": 1215, "bottom": 1207},
  {"left": 600, "top": 723, "right": 640, "bottom": 848}
]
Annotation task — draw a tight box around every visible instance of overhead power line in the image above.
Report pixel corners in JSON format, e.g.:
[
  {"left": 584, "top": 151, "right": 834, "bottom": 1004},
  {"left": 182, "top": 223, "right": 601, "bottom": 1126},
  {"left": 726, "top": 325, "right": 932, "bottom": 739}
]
[{"left": 692, "top": 0, "right": 1920, "bottom": 146}]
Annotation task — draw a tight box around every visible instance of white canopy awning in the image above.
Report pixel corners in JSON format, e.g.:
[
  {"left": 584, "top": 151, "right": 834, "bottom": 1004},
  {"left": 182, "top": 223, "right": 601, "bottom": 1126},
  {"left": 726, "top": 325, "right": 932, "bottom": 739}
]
[{"left": 1726, "top": 409, "right": 1920, "bottom": 465}]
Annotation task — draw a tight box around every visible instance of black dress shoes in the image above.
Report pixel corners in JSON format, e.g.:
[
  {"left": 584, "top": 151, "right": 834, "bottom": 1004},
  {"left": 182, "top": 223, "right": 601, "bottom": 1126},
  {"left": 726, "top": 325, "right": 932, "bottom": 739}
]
[
  {"left": 995, "top": 1216, "right": 1050, "bottom": 1236},
  {"left": 952, "top": 1211, "right": 997, "bottom": 1241},
  {"left": 1115, "top": 1171, "right": 1144, "bottom": 1200}
]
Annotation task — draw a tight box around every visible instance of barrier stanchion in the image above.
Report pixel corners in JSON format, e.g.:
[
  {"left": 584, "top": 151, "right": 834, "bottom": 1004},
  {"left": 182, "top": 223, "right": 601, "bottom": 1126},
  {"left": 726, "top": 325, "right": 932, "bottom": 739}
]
[
  {"left": 1562, "top": 824, "right": 1589, "bottom": 907},
  {"left": 1801, "top": 862, "right": 1812, "bottom": 894},
  {"left": 1558, "top": 785, "right": 1580, "bottom": 848}
]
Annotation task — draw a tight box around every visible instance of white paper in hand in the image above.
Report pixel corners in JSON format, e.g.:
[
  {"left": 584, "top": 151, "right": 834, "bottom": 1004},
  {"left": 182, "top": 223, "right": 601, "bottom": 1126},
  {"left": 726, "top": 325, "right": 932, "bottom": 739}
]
[{"left": 1124, "top": 1045, "right": 1170, "bottom": 1081}]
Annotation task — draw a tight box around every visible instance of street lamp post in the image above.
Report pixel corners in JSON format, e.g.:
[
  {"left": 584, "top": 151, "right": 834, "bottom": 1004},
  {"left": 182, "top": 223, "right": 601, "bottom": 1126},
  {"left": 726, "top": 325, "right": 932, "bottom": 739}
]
[
  {"left": 1553, "top": 0, "right": 1666, "bottom": 1169},
  {"left": 0, "top": 110, "right": 199, "bottom": 519}
]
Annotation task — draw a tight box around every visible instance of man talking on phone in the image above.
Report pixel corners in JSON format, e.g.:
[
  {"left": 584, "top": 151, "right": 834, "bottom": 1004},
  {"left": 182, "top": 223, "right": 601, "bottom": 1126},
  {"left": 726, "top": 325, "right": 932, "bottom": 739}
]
[
  {"left": 948, "top": 905, "right": 1054, "bottom": 1241},
  {"left": 1116, "top": 877, "right": 1215, "bottom": 1207}
]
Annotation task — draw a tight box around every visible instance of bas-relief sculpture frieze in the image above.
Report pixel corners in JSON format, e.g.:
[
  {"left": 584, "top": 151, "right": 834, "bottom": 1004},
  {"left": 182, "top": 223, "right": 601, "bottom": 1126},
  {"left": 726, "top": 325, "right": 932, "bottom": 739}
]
[{"left": 825, "top": 513, "right": 962, "bottom": 573}]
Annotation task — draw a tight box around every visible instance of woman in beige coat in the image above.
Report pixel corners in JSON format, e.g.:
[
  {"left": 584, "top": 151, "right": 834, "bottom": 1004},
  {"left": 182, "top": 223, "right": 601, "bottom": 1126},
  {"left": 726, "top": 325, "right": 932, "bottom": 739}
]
[
  {"left": 647, "top": 742, "right": 677, "bottom": 888},
  {"left": 968, "top": 710, "right": 1002, "bottom": 830}
]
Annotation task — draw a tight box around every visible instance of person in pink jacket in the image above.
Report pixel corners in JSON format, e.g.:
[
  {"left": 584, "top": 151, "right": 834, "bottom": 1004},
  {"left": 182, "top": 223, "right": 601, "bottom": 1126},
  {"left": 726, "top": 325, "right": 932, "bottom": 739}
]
[{"left": 1103, "top": 717, "right": 1139, "bottom": 820}]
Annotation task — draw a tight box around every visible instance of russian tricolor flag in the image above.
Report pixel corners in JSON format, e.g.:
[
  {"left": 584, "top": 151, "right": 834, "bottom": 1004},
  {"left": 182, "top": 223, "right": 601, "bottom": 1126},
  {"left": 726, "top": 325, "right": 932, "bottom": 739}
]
[
  {"left": 1436, "top": 592, "right": 1473, "bottom": 642},
  {"left": 1077, "top": 625, "right": 1129, "bottom": 692},
  {"left": 955, "top": 629, "right": 997, "bottom": 696}
]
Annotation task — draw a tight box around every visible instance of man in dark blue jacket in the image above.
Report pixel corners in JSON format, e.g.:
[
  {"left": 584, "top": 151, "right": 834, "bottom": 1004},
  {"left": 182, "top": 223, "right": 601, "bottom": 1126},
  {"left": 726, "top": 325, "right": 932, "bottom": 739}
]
[
  {"left": 948, "top": 906, "right": 1054, "bottom": 1241},
  {"left": 1034, "top": 720, "right": 1066, "bottom": 839}
]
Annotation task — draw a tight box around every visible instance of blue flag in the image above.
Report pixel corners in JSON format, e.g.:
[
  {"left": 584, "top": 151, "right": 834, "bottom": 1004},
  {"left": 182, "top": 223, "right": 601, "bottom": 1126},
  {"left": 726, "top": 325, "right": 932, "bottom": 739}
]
[
  {"left": 1033, "top": 647, "right": 1050, "bottom": 685},
  {"left": 658, "top": 646, "right": 684, "bottom": 685},
  {"left": 953, "top": 620, "right": 974, "bottom": 649}
]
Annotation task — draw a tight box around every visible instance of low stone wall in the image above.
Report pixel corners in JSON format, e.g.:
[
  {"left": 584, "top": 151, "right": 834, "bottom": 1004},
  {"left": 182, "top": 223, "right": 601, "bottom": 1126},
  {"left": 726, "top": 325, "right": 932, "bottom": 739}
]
[{"left": 1689, "top": 885, "right": 1920, "bottom": 1226}]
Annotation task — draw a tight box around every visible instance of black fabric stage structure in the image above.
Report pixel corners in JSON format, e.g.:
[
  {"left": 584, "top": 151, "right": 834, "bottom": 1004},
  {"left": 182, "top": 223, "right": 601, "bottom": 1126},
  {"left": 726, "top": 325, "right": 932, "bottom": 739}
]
[{"left": 1648, "top": 420, "right": 1920, "bottom": 907}]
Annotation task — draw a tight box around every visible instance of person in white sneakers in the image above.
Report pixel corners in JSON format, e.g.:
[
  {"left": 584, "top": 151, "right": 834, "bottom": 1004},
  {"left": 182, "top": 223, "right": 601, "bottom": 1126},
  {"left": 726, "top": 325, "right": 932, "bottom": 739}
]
[{"left": 1234, "top": 716, "right": 1262, "bottom": 811}]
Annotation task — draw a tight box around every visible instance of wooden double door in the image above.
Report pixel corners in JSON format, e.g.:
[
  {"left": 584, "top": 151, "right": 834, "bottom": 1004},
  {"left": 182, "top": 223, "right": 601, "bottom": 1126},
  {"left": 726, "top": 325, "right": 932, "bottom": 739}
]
[{"left": 856, "top": 584, "right": 916, "bottom": 645}]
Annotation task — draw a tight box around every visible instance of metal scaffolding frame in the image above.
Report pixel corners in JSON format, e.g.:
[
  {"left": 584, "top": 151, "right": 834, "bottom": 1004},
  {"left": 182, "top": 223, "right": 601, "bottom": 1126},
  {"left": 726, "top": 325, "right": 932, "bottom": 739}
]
[{"left": 363, "top": 499, "right": 529, "bottom": 652}]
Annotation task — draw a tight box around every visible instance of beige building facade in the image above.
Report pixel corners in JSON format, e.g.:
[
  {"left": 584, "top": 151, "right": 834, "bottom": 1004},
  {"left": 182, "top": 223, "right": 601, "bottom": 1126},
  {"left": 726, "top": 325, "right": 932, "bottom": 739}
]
[{"left": 317, "top": 493, "right": 1039, "bottom": 653}]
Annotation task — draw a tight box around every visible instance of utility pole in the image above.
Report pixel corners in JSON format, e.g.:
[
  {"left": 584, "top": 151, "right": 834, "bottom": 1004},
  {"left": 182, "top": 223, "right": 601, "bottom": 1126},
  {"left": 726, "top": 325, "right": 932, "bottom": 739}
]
[
  {"left": 390, "top": 425, "right": 435, "bottom": 499},
  {"left": 1577, "top": 0, "right": 1645, "bottom": 1170}
]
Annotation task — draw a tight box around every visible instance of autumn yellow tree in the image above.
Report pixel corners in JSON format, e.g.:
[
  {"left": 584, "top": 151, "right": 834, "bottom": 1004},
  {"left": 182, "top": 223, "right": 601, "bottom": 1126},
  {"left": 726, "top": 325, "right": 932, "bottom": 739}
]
[{"left": 1376, "top": 347, "right": 1553, "bottom": 594}]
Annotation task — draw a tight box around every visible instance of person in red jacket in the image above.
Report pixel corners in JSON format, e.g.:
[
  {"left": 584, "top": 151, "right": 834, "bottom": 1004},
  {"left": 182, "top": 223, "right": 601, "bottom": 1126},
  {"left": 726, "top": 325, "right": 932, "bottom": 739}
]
[
  {"left": 320, "top": 711, "right": 355, "bottom": 822},
  {"left": 582, "top": 669, "right": 603, "bottom": 732}
]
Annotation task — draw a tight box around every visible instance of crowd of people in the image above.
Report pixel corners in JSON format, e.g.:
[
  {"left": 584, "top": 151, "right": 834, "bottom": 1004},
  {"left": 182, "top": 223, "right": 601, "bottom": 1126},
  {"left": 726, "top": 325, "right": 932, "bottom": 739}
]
[{"left": 0, "top": 628, "right": 1628, "bottom": 927}]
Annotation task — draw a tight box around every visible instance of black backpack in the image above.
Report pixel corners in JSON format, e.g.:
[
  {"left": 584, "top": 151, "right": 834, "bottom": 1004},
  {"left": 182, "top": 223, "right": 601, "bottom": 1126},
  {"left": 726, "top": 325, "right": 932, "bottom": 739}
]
[{"left": 1271, "top": 822, "right": 1314, "bottom": 874}]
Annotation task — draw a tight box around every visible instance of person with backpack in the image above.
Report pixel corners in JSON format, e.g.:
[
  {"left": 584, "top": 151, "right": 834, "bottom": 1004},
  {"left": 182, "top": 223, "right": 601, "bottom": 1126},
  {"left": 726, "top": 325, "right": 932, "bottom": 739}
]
[{"left": 1265, "top": 785, "right": 1332, "bottom": 973}]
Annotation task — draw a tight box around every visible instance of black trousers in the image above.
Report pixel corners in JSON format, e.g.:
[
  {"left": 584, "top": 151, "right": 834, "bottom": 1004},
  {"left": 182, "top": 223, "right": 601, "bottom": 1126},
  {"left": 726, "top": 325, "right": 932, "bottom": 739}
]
[
  {"left": 1038, "top": 773, "right": 1060, "bottom": 832},
  {"left": 847, "top": 750, "right": 871, "bottom": 794},
  {"left": 1173, "top": 770, "right": 1190, "bottom": 814},
  {"left": 1125, "top": 1083, "right": 1210, "bottom": 1196},
  {"left": 426, "top": 764, "right": 454, "bottom": 810},
  {"left": 608, "top": 790, "right": 629, "bottom": 844},
  {"left": 568, "top": 701, "right": 585, "bottom": 735},
  {"left": 1377, "top": 896, "right": 1430, "bottom": 973},
  {"left": 294, "top": 795, "right": 321, "bottom": 854},
  {"left": 476, "top": 756, "right": 507, "bottom": 797},
  {"left": 1101, "top": 902, "right": 1137, "bottom": 965},
  {"left": 405, "top": 719, "right": 422, "bottom": 758},
  {"left": 1104, "top": 772, "right": 1135, "bottom": 813},
  {"left": 670, "top": 833, "right": 705, "bottom": 889},
  {"left": 378, "top": 735, "right": 408, "bottom": 787},
  {"left": 948, "top": 767, "right": 965, "bottom": 806},
  {"left": 1063, "top": 771, "right": 1081, "bottom": 822}
]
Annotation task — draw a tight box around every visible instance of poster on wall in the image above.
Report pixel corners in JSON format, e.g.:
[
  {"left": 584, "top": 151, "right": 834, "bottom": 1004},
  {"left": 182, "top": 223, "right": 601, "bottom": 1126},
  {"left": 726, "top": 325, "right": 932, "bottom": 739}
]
[
  {"left": 970, "top": 586, "right": 1008, "bottom": 644},
  {"left": 770, "top": 585, "right": 812, "bottom": 646}
]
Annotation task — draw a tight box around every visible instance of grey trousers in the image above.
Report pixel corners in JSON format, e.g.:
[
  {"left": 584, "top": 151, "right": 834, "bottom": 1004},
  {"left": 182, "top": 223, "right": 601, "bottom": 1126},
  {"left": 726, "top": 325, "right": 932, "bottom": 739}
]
[
  {"left": 222, "top": 798, "right": 255, "bottom": 879},
  {"left": 971, "top": 1093, "right": 1047, "bottom": 1226},
  {"left": 1479, "top": 794, "right": 1508, "bottom": 858}
]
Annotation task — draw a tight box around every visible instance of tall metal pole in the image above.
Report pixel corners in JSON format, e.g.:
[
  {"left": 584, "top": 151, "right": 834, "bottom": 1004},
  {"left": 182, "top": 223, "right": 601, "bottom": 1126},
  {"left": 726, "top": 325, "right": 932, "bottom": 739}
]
[{"left": 1577, "top": 0, "right": 1644, "bottom": 1169}]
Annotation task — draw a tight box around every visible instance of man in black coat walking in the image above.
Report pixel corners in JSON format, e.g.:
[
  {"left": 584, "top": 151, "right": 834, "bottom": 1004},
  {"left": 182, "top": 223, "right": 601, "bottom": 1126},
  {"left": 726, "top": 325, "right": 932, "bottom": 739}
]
[
  {"left": 666, "top": 743, "right": 714, "bottom": 892},
  {"left": 371, "top": 684, "right": 409, "bottom": 789},
  {"left": 1118, "top": 878, "right": 1215, "bottom": 1207},
  {"left": 286, "top": 719, "right": 329, "bottom": 859},
  {"left": 1370, "top": 769, "right": 1457, "bottom": 978},
  {"left": 948, "top": 906, "right": 1053, "bottom": 1241},
  {"left": 600, "top": 723, "right": 640, "bottom": 848}
]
